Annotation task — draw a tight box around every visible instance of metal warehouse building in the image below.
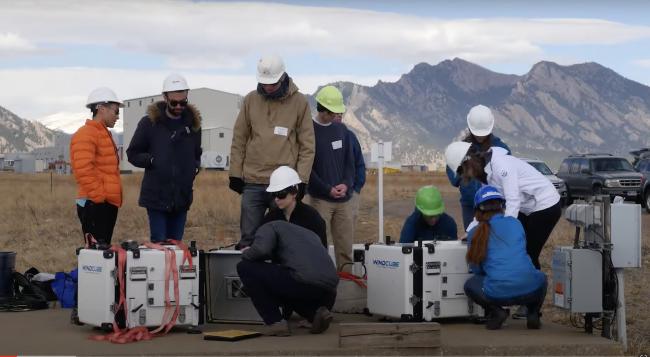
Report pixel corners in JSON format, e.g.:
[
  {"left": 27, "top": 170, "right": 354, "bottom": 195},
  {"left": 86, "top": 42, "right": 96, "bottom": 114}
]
[{"left": 121, "top": 87, "right": 242, "bottom": 172}]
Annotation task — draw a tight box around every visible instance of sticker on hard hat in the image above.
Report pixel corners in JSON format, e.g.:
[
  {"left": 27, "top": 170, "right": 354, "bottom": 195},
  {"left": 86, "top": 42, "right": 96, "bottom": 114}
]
[{"left": 500, "top": 170, "right": 508, "bottom": 177}]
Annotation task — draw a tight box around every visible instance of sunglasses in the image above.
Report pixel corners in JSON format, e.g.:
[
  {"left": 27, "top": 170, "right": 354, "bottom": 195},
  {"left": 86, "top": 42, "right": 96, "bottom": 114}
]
[
  {"left": 168, "top": 99, "right": 188, "bottom": 107},
  {"left": 271, "top": 188, "right": 296, "bottom": 199}
]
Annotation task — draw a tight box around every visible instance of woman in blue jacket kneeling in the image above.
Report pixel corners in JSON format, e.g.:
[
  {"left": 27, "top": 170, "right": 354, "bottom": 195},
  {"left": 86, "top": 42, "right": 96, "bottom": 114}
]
[{"left": 465, "top": 185, "right": 547, "bottom": 330}]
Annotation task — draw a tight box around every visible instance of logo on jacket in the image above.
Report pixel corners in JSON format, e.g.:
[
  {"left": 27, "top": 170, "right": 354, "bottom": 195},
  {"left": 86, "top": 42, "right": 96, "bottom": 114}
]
[
  {"left": 82, "top": 265, "right": 103, "bottom": 273},
  {"left": 372, "top": 259, "right": 400, "bottom": 269}
]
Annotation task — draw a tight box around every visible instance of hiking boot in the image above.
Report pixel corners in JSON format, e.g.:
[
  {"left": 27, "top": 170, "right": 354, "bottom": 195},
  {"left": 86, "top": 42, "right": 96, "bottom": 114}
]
[
  {"left": 486, "top": 307, "right": 508, "bottom": 330},
  {"left": 512, "top": 305, "right": 527, "bottom": 320},
  {"left": 310, "top": 306, "right": 333, "bottom": 334},
  {"left": 261, "top": 320, "right": 291, "bottom": 336},
  {"left": 527, "top": 311, "right": 542, "bottom": 329}
]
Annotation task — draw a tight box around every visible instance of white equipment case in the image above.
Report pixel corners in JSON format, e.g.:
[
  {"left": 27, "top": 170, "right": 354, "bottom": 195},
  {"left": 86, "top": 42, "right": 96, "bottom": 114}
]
[
  {"left": 77, "top": 242, "right": 201, "bottom": 330},
  {"left": 366, "top": 240, "right": 483, "bottom": 321},
  {"left": 204, "top": 249, "right": 263, "bottom": 323}
]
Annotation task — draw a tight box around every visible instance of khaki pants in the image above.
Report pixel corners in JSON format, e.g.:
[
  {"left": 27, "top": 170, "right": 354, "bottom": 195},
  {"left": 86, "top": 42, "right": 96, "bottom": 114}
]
[
  {"left": 350, "top": 192, "right": 360, "bottom": 241},
  {"left": 309, "top": 196, "right": 354, "bottom": 272}
]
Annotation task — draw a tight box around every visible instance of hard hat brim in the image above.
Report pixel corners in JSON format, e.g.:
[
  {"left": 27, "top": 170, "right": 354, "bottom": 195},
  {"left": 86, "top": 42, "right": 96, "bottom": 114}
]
[
  {"left": 257, "top": 72, "right": 284, "bottom": 85},
  {"left": 85, "top": 101, "right": 124, "bottom": 109},
  {"left": 469, "top": 125, "right": 494, "bottom": 137},
  {"left": 319, "top": 102, "right": 346, "bottom": 114},
  {"left": 417, "top": 205, "right": 445, "bottom": 217}
]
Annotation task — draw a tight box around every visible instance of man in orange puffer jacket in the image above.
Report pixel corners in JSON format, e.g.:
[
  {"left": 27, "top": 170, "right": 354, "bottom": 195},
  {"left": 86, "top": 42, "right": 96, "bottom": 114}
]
[{"left": 70, "top": 87, "right": 123, "bottom": 245}]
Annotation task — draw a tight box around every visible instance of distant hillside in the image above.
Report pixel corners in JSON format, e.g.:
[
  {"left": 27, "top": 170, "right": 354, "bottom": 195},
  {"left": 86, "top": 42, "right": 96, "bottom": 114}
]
[{"left": 310, "top": 58, "right": 650, "bottom": 169}]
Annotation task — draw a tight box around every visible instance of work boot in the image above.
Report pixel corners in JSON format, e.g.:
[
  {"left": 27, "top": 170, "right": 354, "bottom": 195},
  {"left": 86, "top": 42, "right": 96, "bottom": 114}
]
[
  {"left": 512, "top": 305, "right": 527, "bottom": 320},
  {"left": 485, "top": 307, "right": 508, "bottom": 330},
  {"left": 261, "top": 320, "right": 291, "bottom": 336},
  {"left": 309, "top": 306, "right": 333, "bottom": 334}
]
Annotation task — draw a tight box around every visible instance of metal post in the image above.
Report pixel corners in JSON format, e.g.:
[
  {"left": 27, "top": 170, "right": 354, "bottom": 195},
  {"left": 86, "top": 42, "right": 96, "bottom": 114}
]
[
  {"left": 615, "top": 268, "right": 627, "bottom": 352},
  {"left": 378, "top": 141, "right": 384, "bottom": 244}
]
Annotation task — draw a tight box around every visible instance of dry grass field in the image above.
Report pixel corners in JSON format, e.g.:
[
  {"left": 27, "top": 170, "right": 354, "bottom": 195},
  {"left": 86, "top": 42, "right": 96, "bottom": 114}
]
[{"left": 0, "top": 171, "right": 647, "bottom": 354}]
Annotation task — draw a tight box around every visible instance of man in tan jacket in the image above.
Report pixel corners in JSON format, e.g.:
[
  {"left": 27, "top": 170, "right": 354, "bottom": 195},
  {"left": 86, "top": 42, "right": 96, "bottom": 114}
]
[{"left": 229, "top": 55, "right": 315, "bottom": 243}]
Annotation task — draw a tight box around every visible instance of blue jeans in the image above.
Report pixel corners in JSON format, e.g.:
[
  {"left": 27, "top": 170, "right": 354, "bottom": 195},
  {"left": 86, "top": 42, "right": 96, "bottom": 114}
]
[
  {"left": 464, "top": 275, "right": 547, "bottom": 315},
  {"left": 461, "top": 204, "right": 474, "bottom": 231},
  {"left": 147, "top": 209, "right": 188, "bottom": 242},
  {"left": 240, "top": 184, "right": 274, "bottom": 242}
]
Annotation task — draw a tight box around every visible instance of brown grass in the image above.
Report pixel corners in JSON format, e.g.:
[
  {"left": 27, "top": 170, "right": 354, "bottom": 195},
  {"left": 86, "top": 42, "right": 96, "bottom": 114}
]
[{"left": 0, "top": 171, "right": 647, "bottom": 354}]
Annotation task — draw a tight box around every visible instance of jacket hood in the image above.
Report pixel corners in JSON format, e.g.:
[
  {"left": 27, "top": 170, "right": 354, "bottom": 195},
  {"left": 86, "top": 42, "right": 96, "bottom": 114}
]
[{"left": 146, "top": 101, "right": 201, "bottom": 131}]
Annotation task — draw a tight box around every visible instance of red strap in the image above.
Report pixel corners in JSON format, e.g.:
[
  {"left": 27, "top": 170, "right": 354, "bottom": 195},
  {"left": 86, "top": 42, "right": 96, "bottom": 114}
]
[
  {"left": 338, "top": 272, "right": 367, "bottom": 288},
  {"left": 166, "top": 239, "right": 193, "bottom": 268},
  {"left": 84, "top": 233, "right": 98, "bottom": 249}
]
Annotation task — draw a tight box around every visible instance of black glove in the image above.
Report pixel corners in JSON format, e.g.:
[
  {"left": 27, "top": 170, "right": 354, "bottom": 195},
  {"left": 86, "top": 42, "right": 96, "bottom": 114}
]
[
  {"left": 296, "top": 182, "right": 307, "bottom": 201},
  {"left": 229, "top": 177, "right": 245, "bottom": 194}
]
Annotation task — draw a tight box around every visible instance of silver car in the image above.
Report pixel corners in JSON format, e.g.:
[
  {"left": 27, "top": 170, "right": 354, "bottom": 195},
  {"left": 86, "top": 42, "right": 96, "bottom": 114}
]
[{"left": 525, "top": 159, "right": 568, "bottom": 204}]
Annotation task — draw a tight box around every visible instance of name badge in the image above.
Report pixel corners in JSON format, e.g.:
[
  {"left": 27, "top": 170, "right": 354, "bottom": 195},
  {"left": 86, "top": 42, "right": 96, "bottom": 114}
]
[
  {"left": 331, "top": 140, "right": 343, "bottom": 150},
  {"left": 274, "top": 126, "right": 288, "bottom": 136}
]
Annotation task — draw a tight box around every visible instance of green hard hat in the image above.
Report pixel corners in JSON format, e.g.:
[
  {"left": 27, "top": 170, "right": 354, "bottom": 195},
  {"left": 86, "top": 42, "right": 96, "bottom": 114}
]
[
  {"left": 315, "top": 85, "right": 346, "bottom": 114},
  {"left": 415, "top": 186, "right": 445, "bottom": 216}
]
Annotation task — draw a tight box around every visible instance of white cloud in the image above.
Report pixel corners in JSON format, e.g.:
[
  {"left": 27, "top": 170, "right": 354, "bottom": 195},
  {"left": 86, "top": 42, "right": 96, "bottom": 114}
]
[
  {"left": 0, "top": 67, "right": 398, "bottom": 124},
  {"left": 0, "top": 32, "right": 38, "bottom": 56},
  {"left": 1, "top": 1, "right": 650, "bottom": 68}
]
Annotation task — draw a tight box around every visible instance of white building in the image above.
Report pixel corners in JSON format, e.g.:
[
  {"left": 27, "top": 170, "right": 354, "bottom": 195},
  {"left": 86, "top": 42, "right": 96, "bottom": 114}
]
[{"left": 121, "top": 88, "right": 242, "bottom": 172}]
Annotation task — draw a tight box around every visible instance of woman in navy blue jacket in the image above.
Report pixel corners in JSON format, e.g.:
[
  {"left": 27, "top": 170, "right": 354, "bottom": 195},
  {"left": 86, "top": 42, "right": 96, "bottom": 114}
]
[
  {"left": 446, "top": 105, "right": 510, "bottom": 230},
  {"left": 465, "top": 185, "right": 547, "bottom": 330}
]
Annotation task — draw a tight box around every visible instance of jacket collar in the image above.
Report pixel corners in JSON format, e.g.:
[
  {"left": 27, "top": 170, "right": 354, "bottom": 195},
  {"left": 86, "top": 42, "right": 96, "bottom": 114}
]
[{"left": 146, "top": 101, "right": 202, "bottom": 131}]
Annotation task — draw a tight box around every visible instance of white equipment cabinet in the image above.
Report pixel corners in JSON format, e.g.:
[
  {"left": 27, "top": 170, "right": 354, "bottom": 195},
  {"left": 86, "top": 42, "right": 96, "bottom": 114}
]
[
  {"left": 77, "top": 243, "right": 201, "bottom": 330},
  {"left": 365, "top": 240, "right": 482, "bottom": 321}
]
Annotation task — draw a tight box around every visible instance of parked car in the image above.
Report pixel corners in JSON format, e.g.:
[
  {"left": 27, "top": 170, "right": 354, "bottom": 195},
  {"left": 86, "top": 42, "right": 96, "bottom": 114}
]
[
  {"left": 524, "top": 159, "right": 568, "bottom": 205},
  {"left": 556, "top": 154, "right": 644, "bottom": 204},
  {"left": 631, "top": 149, "right": 650, "bottom": 212}
]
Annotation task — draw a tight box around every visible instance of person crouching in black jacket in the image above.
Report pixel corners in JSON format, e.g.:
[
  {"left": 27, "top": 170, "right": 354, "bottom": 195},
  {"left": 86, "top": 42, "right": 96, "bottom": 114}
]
[{"left": 237, "top": 221, "right": 338, "bottom": 336}]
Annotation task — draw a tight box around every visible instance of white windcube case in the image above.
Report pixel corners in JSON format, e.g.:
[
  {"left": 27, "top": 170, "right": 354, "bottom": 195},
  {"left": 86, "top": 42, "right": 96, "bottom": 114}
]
[
  {"left": 77, "top": 245, "right": 200, "bottom": 329},
  {"left": 366, "top": 240, "right": 482, "bottom": 321}
]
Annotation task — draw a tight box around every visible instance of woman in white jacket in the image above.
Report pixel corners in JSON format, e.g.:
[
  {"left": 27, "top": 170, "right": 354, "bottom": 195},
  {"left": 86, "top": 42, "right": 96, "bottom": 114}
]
[{"left": 445, "top": 142, "right": 561, "bottom": 270}]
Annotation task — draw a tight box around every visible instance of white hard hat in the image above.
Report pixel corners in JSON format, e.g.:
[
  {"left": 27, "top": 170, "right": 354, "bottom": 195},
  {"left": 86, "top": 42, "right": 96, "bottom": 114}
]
[
  {"left": 256, "top": 55, "right": 286, "bottom": 84},
  {"left": 162, "top": 73, "right": 190, "bottom": 93},
  {"left": 445, "top": 141, "right": 472, "bottom": 172},
  {"left": 266, "top": 166, "right": 301, "bottom": 192},
  {"left": 467, "top": 104, "right": 495, "bottom": 137},
  {"left": 86, "top": 87, "right": 123, "bottom": 109}
]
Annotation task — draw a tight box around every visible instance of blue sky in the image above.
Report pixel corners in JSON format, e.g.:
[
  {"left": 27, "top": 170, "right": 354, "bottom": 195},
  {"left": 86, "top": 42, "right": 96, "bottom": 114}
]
[{"left": 0, "top": 0, "right": 649, "bottom": 131}]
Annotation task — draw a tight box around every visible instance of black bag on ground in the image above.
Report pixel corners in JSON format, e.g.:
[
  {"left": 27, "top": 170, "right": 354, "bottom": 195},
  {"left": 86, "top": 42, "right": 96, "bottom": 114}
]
[{"left": 0, "top": 272, "right": 49, "bottom": 311}]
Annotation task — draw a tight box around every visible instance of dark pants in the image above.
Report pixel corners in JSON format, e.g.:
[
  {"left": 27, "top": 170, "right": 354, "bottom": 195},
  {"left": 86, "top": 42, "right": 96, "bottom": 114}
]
[
  {"left": 236, "top": 260, "right": 336, "bottom": 325},
  {"left": 240, "top": 184, "right": 274, "bottom": 241},
  {"left": 461, "top": 204, "right": 474, "bottom": 230},
  {"left": 76, "top": 202, "right": 118, "bottom": 245},
  {"left": 464, "top": 275, "right": 547, "bottom": 315},
  {"left": 518, "top": 202, "right": 562, "bottom": 269},
  {"left": 147, "top": 208, "right": 188, "bottom": 242}
]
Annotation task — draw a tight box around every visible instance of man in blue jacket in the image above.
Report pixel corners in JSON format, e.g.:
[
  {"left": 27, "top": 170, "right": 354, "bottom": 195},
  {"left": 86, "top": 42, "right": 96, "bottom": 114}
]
[
  {"left": 126, "top": 73, "right": 201, "bottom": 242},
  {"left": 308, "top": 86, "right": 355, "bottom": 272},
  {"left": 400, "top": 186, "right": 457, "bottom": 243}
]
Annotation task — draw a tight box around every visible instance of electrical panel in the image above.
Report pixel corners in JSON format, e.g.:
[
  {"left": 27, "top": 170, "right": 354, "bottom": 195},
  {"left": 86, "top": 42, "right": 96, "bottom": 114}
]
[
  {"left": 610, "top": 203, "right": 642, "bottom": 268},
  {"left": 552, "top": 247, "right": 602, "bottom": 313}
]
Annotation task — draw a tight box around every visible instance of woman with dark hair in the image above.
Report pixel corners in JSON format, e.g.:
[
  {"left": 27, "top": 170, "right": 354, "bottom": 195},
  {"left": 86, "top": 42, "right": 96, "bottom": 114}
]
[
  {"left": 464, "top": 185, "right": 547, "bottom": 330},
  {"left": 446, "top": 105, "right": 510, "bottom": 230}
]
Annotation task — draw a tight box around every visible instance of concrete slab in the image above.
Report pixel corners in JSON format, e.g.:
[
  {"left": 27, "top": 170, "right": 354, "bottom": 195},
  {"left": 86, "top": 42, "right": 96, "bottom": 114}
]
[{"left": 0, "top": 308, "right": 623, "bottom": 356}]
